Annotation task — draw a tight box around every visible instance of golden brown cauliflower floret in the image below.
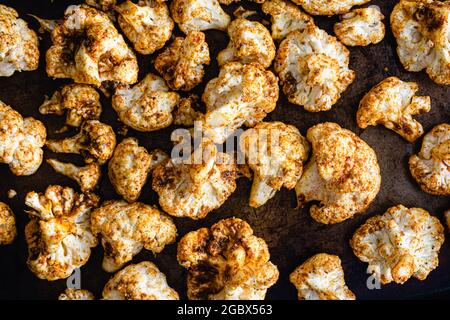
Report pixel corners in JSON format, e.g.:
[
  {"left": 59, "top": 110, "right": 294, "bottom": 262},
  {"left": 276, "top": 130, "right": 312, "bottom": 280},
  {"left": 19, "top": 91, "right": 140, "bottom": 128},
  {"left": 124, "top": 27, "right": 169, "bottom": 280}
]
[
  {"left": 155, "top": 31, "right": 210, "bottom": 91},
  {"left": 112, "top": 74, "right": 180, "bottom": 132},
  {"left": 295, "top": 123, "right": 381, "bottom": 224},
  {"left": 91, "top": 200, "right": 177, "bottom": 273},
  {"left": 103, "top": 261, "right": 179, "bottom": 300},
  {"left": 293, "top": 0, "right": 371, "bottom": 16},
  {"left": 409, "top": 123, "right": 450, "bottom": 196},
  {"left": 86, "top": 0, "right": 116, "bottom": 12},
  {"left": 218, "top": 19, "right": 276, "bottom": 69},
  {"left": 39, "top": 84, "right": 102, "bottom": 128},
  {"left": 24, "top": 185, "right": 99, "bottom": 281},
  {"left": 201, "top": 62, "right": 279, "bottom": 144},
  {"left": 357, "top": 77, "right": 431, "bottom": 142},
  {"left": 46, "top": 5, "right": 138, "bottom": 87},
  {"left": 391, "top": 0, "right": 450, "bottom": 85},
  {"left": 173, "top": 94, "right": 202, "bottom": 126},
  {"left": 0, "top": 100, "right": 46, "bottom": 176},
  {"left": 46, "top": 159, "right": 102, "bottom": 192},
  {"left": 351, "top": 205, "right": 445, "bottom": 285},
  {"left": 115, "top": 0, "right": 174, "bottom": 55},
  {"left": 178, "top": 218, "right": 279, "bottom": 300},
  {"left": 0, "top": 5, "right": 39, "bottom": 77},
  {"left": 0, "top": 202, "right": 16, "bottom": 245},
  {"left": 334, "top": 6, "right": 385, "bottom": 47},
  {"left": 290, "top": 253, "right": 355, "bottom": 300},
  {"left": 58, "top": 288, "right": 95, "bottom": 300},
  {"left": 239, "top": 121, "right": 310, "bottom": 208},
  {"left": 171, "top": 0, "right": 231, "bottom": 34},
  {"left": 274, "top": 25, "right": 355, "bottom": 112}
]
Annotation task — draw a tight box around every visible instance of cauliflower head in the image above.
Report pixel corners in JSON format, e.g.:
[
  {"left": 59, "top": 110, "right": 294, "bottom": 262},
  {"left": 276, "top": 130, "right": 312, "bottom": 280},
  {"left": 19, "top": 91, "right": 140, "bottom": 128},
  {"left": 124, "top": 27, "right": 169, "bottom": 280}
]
[
  {"left": 295, "top": 122, "right": 381, "bottom": 224},
  {"left": 59, "top": 288, "right": 95, "bottom": 300},
  {"left": 24, "top": 185, "right": 99, "bottom": 280},
  {"left": 292, "top": 0, "right": 371, "bottom": 16},
  {"left": 351, "top": 204, "right": 445, "bottom": 284},
  {"left": 47, "top": 159, "right": 101, "bottom": 192},
  {"left": 177, "top": 218, "right": 279, "bottom": 300},
  {"left": 409, "top": 123, "right": 450, "bottom": 195},
  {"left": 0, "top": 202, "right": 16, "bottom": 245}
]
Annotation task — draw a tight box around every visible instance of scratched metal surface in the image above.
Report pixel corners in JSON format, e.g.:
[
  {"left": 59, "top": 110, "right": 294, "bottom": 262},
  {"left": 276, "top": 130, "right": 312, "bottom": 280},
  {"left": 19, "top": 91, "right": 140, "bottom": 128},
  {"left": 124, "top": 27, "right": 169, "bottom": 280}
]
[{"left": 0, "top": 0, "right": 449, "bottom": 300}]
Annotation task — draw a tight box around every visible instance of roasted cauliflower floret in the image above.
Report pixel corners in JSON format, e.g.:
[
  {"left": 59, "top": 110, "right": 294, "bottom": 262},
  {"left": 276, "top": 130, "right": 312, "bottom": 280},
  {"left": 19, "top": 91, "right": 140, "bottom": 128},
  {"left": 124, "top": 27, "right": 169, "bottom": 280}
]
[
  {"left": 409, "top": 123, "right": 450, "bottom": 195},
  {"left": 351, "top": 205, "right": 445, "bottom": 284},
  {"left": 262, "top": 0, "right": 314, "bottom": 41},
  {"left": 292, "top": 0, "right": 371, "bottom": 16},
  {"left": 0, "top": 202, "right": 16, "bottom": 245},
  {"left": 103, "top": 261, "right": 179, "bottom": 300},
  {"left": 59, "top": 288, "right": 95, "bottom": 300},
  {"left": 334, "top": 6, "right": 385, "bottom": 46},
  {"left": 46, "top": 120, "right": 116, "bottom": 165},
  {"left": 24, "top": 185, "right": 99, "bottom": 280},
  {"left": 239, "top": 121, "right": 310, "bottom": 208},
  {"left": 290, "top": 253, "right": 355, "bottom": 300},
  {"left": 86, "top": 0, "right": 116, "bottom": 11},
  {"left": 0, "top": 100, "right": 46, "bottom": 176},
  {"left": 178, "top": 218, "right": 279, "bottom": 300},
  {"left": 201, "top": 62, "right": 279, "bottom": 144},
  {"left": 46, "top": 5, "right": 138, "bottom": 87},
  {"left": 0, "top": 5, "right": 39, "bottom": 77},
  {"left": 357, "top": 77, "right": 431, "bottom": 142},
  {"left": 155, "top": 31, "right": 210, "bottom": 91},
  {"left": 47, "top": 159, "right": 101, "bottom": 192},
  {"left": 274, "top": 26, "right": 355, "bottom": 112},
  {"left": 171, "top": 0, "right": 231, "bottom": 34},
  {"left": 391, "top": 0, "right": 450, "bottom": 85},
  {"left": 218, "top": 19, "right": 276, "bottom": 69},
  {"left": 112, "top": 74, "right": 179, "bottom": 132},
  {"left": 295, "top": 122, "right": 381, "bottom": 224},
  {"left": 39, "top": 84, "right": 102, "bottom": 127},
  {"left": 173, "top": 94, "right": 202, "bottom": 126}
]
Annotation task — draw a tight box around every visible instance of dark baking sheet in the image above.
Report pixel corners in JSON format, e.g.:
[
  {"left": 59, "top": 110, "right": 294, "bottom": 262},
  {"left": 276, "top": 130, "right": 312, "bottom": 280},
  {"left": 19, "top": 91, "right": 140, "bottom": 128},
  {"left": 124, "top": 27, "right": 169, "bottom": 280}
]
[{"left": 0, "top": 0, "right": 449, "bottom": 300}]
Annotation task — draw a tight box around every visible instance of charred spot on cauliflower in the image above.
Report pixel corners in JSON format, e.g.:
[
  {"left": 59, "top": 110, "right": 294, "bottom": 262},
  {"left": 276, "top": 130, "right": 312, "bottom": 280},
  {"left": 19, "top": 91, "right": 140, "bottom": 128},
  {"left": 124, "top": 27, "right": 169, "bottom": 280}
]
[
  {"left": 0, "top": 202, "right": 16, "bottom": 245},
  {"left": 292, "top": 0, "right": 371, "bottom": 16},
  {"left": 59, "top": 288, "right": 95, "bottom": 300}
]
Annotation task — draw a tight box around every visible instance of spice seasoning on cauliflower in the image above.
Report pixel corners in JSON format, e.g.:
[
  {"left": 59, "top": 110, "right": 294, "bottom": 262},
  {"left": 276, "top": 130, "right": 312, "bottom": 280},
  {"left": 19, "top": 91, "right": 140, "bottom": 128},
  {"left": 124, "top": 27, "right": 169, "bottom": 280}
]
[
  {"left": 292, "top": 0, "right": 371, "bottom": 16},
  {"left": 47, "top": 159, "right": 102, "bottom": 192},
  {"left": 0, "top": 202, "right": 16, "bottom": 245},
  {"left": 295, "top": 122, "right": 381, "bottom": 224},
  {"left": 173, "top": 95, "right": 202, "bottom": 126},
  {"left": 409, "top": 123, "right": 449, "bottom": 196},
  {"left": 58, "top": 288, "right": 95, "bottom": 300},
  {"left": 357, "top": 77, "right": 431, "bottom": 142},
  {"left": 85, "top": 0, "right": 116, "bottom": 12},
  {"left": 351, "top": 204, "right": 445, "bottom": 285}
]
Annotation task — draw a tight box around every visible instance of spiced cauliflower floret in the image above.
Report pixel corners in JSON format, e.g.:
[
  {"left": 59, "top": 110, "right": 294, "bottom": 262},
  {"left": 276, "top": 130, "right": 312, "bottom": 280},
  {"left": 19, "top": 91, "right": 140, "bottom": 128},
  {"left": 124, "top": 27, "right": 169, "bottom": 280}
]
[
  {"left": 274, "top": 25, "right": 355, "bottom": 112},
  {"left": 46, "top": 5, "right": 138, "bottom": 87},
  {"left": 0, "top": 202, "right": 16, "bottom": 245},
  {"left": 112, "top": 74, "right": 179, "bottom": 132},
  {"left": 103, "top": 261, "right": 179, "bottom": 300},
  {"left": 351, "top": 205, "right": 445, "bottom": 284},
  {"left": 409, "top": 123, "right": 450, "bottom": 196},
  {"left": 357, "top": 77, "right": 431, "bottom": 142},
  {"left": 239, "top": 121, "right": 310, "bottom": 208},
  {"left": 218, "top": 19, "right": 276, "bottom": 69},
  {"left": 155, "top": 31, "right": 210, "bottom": 91},
  {"left": 86, "top": 0, "right": 116, "bottom": 11},
  {"left": 290, "top": 253, "right": 355, "bottom": 300},
  {"left": 334, "top": 6, "right": 385, "bottom": 47},
  {"left": 173, "top": 95, "right": 202, "bottom": 126},
  {"left": 292, "top": 0, "right": 371, "bottom": 16},
  {"left": 59, "top": 288, "right": 95, "bottom": 300},
  {"left": 391, "top": 0, "right": 450, "bottom": 85},
  {"left": 47, "top": 159, "right": 101, "bottom": 192},
  {"left": 24, "top": 185, "right": 99, "bottom": 280},
  {"left": 295, "top": 123, "right": 381, "bottom": 224},
  {"left": 0, "top": 100, "right": 46, "bottom": 176}
]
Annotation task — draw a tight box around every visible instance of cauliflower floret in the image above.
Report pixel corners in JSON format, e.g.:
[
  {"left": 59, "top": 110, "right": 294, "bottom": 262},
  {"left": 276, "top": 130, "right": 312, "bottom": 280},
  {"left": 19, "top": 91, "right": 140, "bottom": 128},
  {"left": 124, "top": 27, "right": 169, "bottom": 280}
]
[
  {"left": 218, "top": 19, "right": 276, "bottom": 68},
  {"left": 292, "top": 0, "right": 371, "bottom": 16},
  {"left": 262, "top": 0, "right": 314, "bottom": 41},
  {"left": 115, "top": 0, "right": 174, "bottom": 55},
  {"left": 171, "top": 0, "right": 231, "bottom": 34},
  {"left": 155, "top": 31, "right": 210, "bottom": 91},
  {"left": 103, "top": 261, "right": 179, "bottom": 300},
  {"left": 0, "top": 100, "right": 46, "bottom": 176},
  {"left": 112, "top": 74, "right": 180, "bottom": 132},
  {"left": 173, "top": 95, "right": 202, "bottom": 126},
  {"left": 91, "top": 200, "right": 177, "bottom": 272},
  {"left": 290, "top": 253, "right": 355, "bottom": 300},
  {"left": 47, "top": 159, "right": 101, "bottom": 192},
  {"left": 357, "top": 77, "right": 431, "bottom": 142},
  {"left": 152, "top": 139, "right": 237, "bottom": 219},
  {"left": 24, "top": 185, "right": 99, "bottom": 280},
  {"left": 350, "top": 204, "right": 445, "bottom": 284},
  {"left": 334, "top": 6, "right": 385, "bottom": 46},
  {"left": 59, "top": 288, "right": 95, "bottom": 300},
  {"left": 239, "top": 121, "right": 310, "bottom": 208},
  {"left": 391, "top": 0, "right": 450, "bottom": 85},
  {"left": 86, "top": 0, "right": 116, "bottom": 11},
  {"left": 46, "top": 120, "right": 116, "bottom": 165},
  {"left": 295, "top": 122, "right": 381, "bottom": 224},
  {"left": 46, "top": 5, "right": 138, "bottom": 87},
  {"left": 409, "top": 123, "right": 450, "bottom": 195},
  {"left": 0, "top": 202, "right": 16, "bottom": 245},
  {"left": 39, "top": 84, "right": 102, "bottom": 127},
  {"left": 0, "top": 5, "right": 39, "bottom": 77},
  {"left": 274, "top": 25, "right": 355, "bottom": 112},
  {"left": 178, "top": 218, "right": 279, "bottom": 300},
  {"left": 201, "top": 62, "right": 279, "bottom": 144}
]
